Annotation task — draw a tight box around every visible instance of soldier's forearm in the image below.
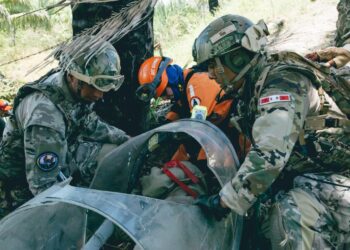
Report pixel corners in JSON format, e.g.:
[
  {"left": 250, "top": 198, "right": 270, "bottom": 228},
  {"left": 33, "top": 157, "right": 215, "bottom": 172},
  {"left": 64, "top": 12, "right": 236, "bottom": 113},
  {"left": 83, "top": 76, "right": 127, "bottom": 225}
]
[{"left": 83, "top": 112, "right": 129, "bottom": 144}]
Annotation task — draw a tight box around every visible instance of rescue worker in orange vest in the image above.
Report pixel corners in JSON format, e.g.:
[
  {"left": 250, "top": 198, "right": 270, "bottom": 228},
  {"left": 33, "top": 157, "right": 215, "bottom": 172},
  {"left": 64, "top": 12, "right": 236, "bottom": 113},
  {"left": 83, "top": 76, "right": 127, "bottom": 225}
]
[
  {"left": 137, "top": 56, "right": 232, "bottom": 123},
  {"left": 136, "top": 56, "right": 249, "bottom": 160}
]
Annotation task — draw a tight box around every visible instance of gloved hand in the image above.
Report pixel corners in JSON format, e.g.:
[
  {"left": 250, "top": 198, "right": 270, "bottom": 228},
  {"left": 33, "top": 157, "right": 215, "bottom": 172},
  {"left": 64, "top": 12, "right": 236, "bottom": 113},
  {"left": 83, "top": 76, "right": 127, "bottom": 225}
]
[
  {"left": 305, "top": 46, "right": 350, "bottom": 68},
  {"left": 195, "top": 194, "right": 231, "bottom": 221},
  {"left": 118, "top": 134, "right": 130, "bottom": 145}
]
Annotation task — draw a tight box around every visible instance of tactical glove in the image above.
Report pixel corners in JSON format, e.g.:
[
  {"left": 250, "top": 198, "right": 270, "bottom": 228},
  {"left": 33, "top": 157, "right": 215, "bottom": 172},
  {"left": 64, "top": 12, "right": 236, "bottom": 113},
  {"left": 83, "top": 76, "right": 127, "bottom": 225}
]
[{"left": 195, "top": 194, "right": 231, "bottom": 221}]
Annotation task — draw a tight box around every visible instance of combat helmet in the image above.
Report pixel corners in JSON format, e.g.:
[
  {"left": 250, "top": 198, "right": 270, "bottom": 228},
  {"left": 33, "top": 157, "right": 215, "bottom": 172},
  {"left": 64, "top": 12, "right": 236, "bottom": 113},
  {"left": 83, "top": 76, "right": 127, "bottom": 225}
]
[
  {"left": 192, "top": 14, "right": 269, "bottom": 87},
  {"left": 61, "top": 38, "right": 124, "bottom": 92}
]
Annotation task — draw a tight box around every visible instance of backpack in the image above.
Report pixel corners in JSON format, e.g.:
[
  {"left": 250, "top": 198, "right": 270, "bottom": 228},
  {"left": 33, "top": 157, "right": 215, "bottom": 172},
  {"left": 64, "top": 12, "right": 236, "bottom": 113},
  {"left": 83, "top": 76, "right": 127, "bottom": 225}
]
[{"left": 268, "top": 51, "right": 350, "bottom": 119}]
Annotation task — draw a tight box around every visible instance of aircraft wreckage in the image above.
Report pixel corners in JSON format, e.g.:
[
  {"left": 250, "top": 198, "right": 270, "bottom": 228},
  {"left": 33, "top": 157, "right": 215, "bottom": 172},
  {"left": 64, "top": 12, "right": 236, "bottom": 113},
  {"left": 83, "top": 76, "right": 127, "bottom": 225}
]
[{"left": 0, "top": 120, "right": 242, "bottom": 249}]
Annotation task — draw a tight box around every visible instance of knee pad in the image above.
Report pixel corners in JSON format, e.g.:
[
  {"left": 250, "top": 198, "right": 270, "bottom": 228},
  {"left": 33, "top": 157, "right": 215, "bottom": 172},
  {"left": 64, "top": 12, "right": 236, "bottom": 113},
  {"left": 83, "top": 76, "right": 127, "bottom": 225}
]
[{"left": 268, "top": 188, "right": 331, "bottom": 249}]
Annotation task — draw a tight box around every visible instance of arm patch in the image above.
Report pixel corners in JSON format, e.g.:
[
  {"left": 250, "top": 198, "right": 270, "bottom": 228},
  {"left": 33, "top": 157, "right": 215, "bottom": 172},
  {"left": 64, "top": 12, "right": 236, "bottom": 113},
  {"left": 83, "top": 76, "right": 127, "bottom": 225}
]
[
  {"left": 36, "top": 152, "right": 59, "bottom": 172},
  {"left": 259, "top": 94, "right": 291, "bottom": 106}
]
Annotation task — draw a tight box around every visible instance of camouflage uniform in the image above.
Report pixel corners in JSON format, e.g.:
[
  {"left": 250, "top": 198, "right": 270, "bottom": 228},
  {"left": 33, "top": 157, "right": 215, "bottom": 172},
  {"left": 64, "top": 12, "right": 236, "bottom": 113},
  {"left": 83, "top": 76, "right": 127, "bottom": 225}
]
[
  {"left": 0, "top": 63, "right": 128, "bottom": 219},
  {"left": 193, "top": 15, "right": 350, "bottom": 249}
]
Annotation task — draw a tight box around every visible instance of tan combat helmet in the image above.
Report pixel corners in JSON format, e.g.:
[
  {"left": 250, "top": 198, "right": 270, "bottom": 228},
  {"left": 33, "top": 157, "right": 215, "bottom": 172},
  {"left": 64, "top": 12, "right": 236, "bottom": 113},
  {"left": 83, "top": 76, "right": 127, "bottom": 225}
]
[{"left": 192, "top": 14, "right": 269, "bottom": 88}]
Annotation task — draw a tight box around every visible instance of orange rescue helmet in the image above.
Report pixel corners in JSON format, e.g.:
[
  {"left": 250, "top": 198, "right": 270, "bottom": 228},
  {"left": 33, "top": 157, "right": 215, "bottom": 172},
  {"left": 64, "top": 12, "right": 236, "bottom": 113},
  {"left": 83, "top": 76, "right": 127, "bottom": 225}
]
[
  {"left": 0, "top": 99, "right": 12, "bottom": 112},
  {"left": 137, "top": 56, "right": 173, "bottom": 102}
]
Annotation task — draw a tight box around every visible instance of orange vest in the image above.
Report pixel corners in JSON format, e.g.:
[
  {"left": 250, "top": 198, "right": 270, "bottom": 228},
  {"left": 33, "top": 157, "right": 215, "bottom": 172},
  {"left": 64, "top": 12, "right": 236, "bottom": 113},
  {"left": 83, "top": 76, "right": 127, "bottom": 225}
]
[
  {"left": 167, "top": 70, "right": 251, "bottom": 162},
  {"left": 166, "top": 69, "right": 233, "bottom": 124},
  {"left": 169, "top": 69, "right": 236, "bottom": 161}
]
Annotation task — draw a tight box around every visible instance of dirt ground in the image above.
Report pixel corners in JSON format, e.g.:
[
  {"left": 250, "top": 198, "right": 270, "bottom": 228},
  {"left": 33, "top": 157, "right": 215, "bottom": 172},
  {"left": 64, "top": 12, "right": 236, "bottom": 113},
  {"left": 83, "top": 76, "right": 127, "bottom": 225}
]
[{"left": 268, "top": 1, "right": 338, "bottom": 54}]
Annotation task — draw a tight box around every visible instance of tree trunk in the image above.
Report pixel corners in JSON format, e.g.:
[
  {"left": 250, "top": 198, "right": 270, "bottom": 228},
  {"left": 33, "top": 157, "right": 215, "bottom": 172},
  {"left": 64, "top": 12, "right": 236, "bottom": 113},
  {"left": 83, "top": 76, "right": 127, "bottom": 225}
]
[{"left": 208, "top": 0, "right": 219, "bottom": 15}]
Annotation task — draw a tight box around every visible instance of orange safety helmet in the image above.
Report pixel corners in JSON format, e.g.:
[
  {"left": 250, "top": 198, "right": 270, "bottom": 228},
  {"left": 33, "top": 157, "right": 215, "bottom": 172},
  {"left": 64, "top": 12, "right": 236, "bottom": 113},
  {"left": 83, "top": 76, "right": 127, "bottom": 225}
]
[
  {"left": 136, "top": 56, "right": 173, "bottom": 102},
  {"left": 0, "top": 99, "right": 12, "bottom": 112}
]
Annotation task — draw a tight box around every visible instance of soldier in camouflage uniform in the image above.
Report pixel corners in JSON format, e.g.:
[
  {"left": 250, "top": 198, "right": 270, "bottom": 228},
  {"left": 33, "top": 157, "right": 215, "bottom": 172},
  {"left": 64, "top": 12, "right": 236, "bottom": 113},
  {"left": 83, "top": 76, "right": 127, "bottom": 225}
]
[
  {"left": 193, "top": 14, "right": 350, "bottom": 249},
  {"left": 0, "top": 39, "right": 129, "bottom": 219}
]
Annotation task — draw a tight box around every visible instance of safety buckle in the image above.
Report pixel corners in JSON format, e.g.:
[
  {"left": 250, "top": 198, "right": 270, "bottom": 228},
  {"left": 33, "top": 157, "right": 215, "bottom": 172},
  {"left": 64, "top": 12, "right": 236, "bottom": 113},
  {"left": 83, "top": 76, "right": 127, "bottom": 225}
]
[
  {"left": 304, "top": 116, "right": 326, "bottom": 130},
  {"left": 324, "top": 118, "right": 339, "bottom": 128},
  {"left": 304, "top": 116, "right": 342, "bottom": 130}
]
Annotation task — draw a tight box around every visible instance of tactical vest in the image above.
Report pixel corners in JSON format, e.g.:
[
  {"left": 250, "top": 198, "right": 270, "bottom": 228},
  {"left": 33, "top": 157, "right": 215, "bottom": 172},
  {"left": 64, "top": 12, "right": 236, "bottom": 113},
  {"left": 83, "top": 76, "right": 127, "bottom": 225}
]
[
  {"left": 0, "top": 70, "right": 91, "bottom": 180},
  {"left": 14, "top": 70, "right": 92, "bottom": 140},
  {"left": 269, "top": 52, "right": 349, "bottom": 117},
  {"left": 249, "top": 51, "right": 350, "bottom": 175},
  {"left": 252, "top": 51, "right": 350, "bottom": 131}
]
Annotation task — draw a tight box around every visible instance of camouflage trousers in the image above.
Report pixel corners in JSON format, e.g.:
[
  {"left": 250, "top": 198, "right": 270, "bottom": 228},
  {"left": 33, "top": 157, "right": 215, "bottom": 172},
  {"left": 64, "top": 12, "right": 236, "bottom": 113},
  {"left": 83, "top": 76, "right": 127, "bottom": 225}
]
[{"left": 264, "top": 173, "right": 350, "bottom": 249}]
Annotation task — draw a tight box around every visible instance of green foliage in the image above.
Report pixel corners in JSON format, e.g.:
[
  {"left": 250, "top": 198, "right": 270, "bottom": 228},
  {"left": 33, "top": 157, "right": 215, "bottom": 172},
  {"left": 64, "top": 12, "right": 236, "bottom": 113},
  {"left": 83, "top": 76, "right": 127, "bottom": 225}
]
[
  {"left": 11, "top": 10, "right": 50, "bottom": 29},
  {"left": 154, "top": 0, "right": 208, "bottom": 48},
  {"left": 0, "top": 4, "right": 10, "bottom": 30},
  {"left": 0, "top": 0, "right": 55, "bottom": 34},
  {"left": 154, "top": 0, "right": 214, "bottom": 64},
  {"left": 0, "top": 0, "right": 33, "bottom": 14},
  {"left": 0, "top": 4, "right": 71, "bottom": 84},
  {"left": 0, "top": 76, "right": 17, "bottom": 101},
  {"left": 147, "top": 98, "right": 172, "bottom": 129}
]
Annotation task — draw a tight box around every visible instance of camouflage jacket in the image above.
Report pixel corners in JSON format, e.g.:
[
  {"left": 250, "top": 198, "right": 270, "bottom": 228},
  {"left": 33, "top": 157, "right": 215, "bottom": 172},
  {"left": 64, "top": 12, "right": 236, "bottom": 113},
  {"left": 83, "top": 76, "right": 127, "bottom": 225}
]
[
  {"left": 220, "top": 52, "right": 349, "bottom": 215},
  {"left": 0, "top": 70, "right": 128, "bottom": 195}
]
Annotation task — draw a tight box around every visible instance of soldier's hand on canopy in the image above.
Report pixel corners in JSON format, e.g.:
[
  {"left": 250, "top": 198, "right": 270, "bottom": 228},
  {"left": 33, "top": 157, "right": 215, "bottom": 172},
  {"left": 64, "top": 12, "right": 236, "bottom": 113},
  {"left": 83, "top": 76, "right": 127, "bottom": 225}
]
[
  {"left": 122, "top": 134, "right": 131, "bottom": 143},
  {"left": 194, "top": 194, "right": 231, "bottom": 221},
  {"left": 114, "top": 133, "right": 130, "bottom": 145},
  {"left": 305, "top": 46, "right": 350, "bottom": 68}
]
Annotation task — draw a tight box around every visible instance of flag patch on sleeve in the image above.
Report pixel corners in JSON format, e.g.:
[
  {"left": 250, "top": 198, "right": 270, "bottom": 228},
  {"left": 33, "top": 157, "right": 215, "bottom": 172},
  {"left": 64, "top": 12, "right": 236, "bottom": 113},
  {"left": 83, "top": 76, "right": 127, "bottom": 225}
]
[{"left": 259, "top": 94, "right": 291, "bottom": 106}]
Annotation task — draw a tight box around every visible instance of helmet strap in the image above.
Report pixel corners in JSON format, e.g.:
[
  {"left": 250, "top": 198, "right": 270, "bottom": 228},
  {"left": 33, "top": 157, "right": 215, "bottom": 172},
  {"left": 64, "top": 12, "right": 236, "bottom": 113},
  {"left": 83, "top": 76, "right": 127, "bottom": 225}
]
[
  {"left": 214, "top": 57, "right": 231, "bottom": 88},
  {"left": 71, "top": 79, "right": 85, "bottom": 101},
  {"left": 223, "top": 49, "right": 252, "bottom": 73},
  {"left": 214, "top": 53, "right": 261, "bottom": 100},
  {"left": 227, "top": 53, "right": 260, "bottom": 89}
]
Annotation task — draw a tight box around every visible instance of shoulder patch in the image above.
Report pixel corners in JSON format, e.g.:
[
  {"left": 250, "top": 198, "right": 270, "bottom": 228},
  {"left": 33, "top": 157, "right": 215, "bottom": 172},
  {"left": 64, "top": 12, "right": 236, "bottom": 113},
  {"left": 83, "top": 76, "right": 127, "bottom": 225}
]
[
  {"left": 259, "top": 94, "right": 291, "bottom": 106},
  {"left": 36, "top": 152, "right": 59, "bottom": 172}
]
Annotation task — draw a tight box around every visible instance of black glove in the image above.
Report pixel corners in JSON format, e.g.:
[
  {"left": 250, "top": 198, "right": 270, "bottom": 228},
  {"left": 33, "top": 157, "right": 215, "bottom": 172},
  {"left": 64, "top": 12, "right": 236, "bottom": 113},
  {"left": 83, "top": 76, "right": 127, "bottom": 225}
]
[{"left": 195, "top": 194, "right": 231, "bottom": 221}]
